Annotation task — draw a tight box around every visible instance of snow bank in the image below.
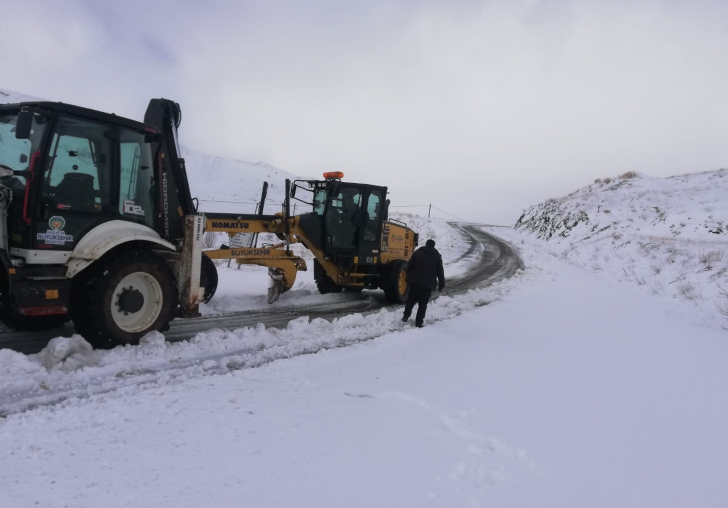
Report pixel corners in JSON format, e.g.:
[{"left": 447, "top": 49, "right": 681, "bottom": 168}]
[
  {"left": 36, "top": 336, "right": 93, "bottom": 371},
  {"left": 513, "top": 169, "right": 728, "bottom": 329}
]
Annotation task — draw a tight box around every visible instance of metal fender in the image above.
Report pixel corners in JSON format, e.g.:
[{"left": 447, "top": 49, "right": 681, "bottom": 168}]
[{"left": 66, "top": 221, "right": 177, "bottom": 278}]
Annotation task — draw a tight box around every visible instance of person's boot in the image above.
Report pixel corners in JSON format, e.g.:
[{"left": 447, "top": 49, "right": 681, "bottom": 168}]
[
  {"left": 415, "top": 322, "right": 424, "bottom": 328},
  {"left": 401, "top": 315, "right": 409, "bottom": 323}
]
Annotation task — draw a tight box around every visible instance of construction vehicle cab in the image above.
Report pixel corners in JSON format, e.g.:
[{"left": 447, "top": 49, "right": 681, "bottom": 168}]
[
  {"left": 290, "top": 174, "right": 417, "bottom": 298},
  {"left": 0, "top": 100, "right": 195, "bottom": 249},
  {"left": 0, "top": 99, "right": 211, "bottom": 347},
  {"left": 297, "top": 176, "right": 387, "bottom": 257}
]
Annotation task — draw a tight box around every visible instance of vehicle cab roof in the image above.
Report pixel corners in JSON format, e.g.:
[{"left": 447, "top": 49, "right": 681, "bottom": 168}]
[{"left": 0, "top": 101, "right": 157, "bottom": 134}]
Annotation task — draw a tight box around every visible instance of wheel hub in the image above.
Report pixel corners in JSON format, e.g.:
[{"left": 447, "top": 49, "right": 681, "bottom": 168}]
[
  {"left": 117, "top": 288, "right": 144, "bottom": 314},
  {"left": 398, "top": 270, "right": 407, "bottom": 294},
  {"left": 110, "top": 272, "right": 163, "bottom": 333}
]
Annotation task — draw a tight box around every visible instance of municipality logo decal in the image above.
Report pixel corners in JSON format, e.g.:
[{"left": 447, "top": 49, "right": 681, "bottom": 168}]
[
  {"left": 38, "top": 216, "right": 73, "bottom": 245},
  {"left": 49, "top": 216, "right": 65, "bottom": 230}
]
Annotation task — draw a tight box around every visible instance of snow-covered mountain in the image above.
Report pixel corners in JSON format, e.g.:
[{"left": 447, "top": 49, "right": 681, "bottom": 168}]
[
  {"left": 181, "top": 147, "right": 295, "bottom": 215},
  {"left": 1, "top": 87, "right": 298, "bottom": 213},
  {"left": 0, "top": 88, "right": 42, "bottom": 103},
  {"left": 514, "top": 169, "right": 728, "bottom": 329}
]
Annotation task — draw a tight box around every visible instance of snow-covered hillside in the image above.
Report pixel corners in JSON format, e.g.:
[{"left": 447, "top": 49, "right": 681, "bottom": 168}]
[
  {"left": 182, "top": 146, "right": 295, "bottom": 214},
  {"left": 0, "top": 88, "right": 42, "bottom": 103},
  {"left": 514, "top": 169, "right": 728, "bottom": 330}
]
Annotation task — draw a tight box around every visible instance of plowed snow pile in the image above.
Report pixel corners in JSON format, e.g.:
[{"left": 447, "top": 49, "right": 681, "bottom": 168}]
[{"left": 514, "top": 169, "right": 728, "bottom": 330}]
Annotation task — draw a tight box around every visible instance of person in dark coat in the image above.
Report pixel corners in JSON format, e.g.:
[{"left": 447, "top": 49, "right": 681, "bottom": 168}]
[{"left": 402, "top": 239, "right": 445, "bottom": 328}]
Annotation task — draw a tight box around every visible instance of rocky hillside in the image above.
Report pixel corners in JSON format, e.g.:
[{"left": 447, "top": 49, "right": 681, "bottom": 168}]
[
  {"left": 513, "top": 169, "right": 728, "bottom": 330},
  {"left": 515, "top": 170, "right": 728, "bottom": 242}
]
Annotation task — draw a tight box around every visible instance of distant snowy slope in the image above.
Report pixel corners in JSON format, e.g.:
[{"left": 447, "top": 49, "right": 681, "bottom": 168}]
[
  {"left": 0, "top": 88, "right": 43, "bottom": 103},
  {"left": 515, "top": 170, "right": 728, "bottom": 241},
  {"left": 182, "top": 146, "right": 297, "bottom": 214},
  {"left": 389, "top": 212, "right": 465, "bottom": 257},
  {"left": 513, "top": 169, "right": 728, "bottom": 329}
]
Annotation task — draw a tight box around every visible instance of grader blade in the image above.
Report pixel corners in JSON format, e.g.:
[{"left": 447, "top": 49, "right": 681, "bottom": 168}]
[{"left": 267, "top": 268, "right": 286, "bottom": 304}]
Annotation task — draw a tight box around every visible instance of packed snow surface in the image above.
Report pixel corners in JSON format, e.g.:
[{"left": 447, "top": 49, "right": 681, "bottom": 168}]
[{"left": 1, "top": 226, "right": 727, "bottom": 507}]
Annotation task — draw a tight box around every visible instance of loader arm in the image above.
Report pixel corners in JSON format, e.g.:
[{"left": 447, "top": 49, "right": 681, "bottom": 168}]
[{"left": 143, "top": 99, "right": 196, "bottom": 241}]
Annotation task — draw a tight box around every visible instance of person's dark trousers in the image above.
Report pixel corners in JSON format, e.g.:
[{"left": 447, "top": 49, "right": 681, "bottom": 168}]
[{"left": 402, "top": 284, "right": 432, "bottom": 327}]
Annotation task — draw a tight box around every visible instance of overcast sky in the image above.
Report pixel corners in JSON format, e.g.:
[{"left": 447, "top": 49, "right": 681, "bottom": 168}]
[{"left": 2, "top": 0, "right": 728, "bottom": 224}]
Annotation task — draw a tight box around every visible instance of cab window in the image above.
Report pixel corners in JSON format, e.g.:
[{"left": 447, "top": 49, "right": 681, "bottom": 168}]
[
  {"left": 41, "top": 115, "right": 111, "bottom": 213},
  {"left": 119, "top": 129, "right": 155, "bottom": 228},
  {"left": 326, "top": 188, "right": 363, "bottom": 249},
  {"left": 0, "top": 113, "right": 48, "bottom": 176},
  {"left": 313, "top": 188, "right": 326, "bottom": 215},
  {"left": 0, "top": 112, "right": 48, "bottom": 204},
  {"left": 363, "top": 190, "right": 382, "bottom": 241}
]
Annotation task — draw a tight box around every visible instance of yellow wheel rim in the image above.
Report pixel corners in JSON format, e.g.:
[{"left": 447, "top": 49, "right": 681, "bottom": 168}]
[{"left": 398, "top": 270, "right": 407, "bottom": 294}]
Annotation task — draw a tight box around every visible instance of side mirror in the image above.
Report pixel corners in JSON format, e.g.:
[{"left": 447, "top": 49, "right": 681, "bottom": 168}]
[
  {"left": 15, "top": 110, "right": 33, "bottom": 140},
  {"left": 382, "top": 199, "right": 390, "bottom": 222},
  {"left": 290, "top": 184, "right": 297, "bottom": 198}
]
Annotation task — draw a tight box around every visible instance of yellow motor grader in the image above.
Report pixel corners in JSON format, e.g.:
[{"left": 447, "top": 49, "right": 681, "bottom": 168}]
[{"left": 204, "top": 173, "right": 418, "bottom": 304}]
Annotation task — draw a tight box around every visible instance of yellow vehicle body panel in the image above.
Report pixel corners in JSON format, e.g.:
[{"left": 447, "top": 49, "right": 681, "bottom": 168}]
[{"left": 380, "top": 222, "right": 416, "bottom": 263}]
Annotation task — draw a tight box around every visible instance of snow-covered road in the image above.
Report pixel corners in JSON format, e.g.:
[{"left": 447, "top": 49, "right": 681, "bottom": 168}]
[
  {"left": 1, "top": 226, "right": 726, "bottom": 507},
  {"left": 0, "top": 224, "right": 514, "bottom": 355}
]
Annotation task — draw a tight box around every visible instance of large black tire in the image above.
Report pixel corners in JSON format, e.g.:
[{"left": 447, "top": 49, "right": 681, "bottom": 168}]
[
  {"left": 0, "top": 270, "right": 69, "bottom": 331},
  {"left": 314, "top": 259, "right": 343, "bottom": 295},
  {"left": 70, "top": 250, "right": 178, "bottom": 349},
  {"left": 316, "top": 275, "right": 343, "bottom": 295},
  {"left": 383, "top": 260, "right": 410, "bottom": 303},
  {"left": 200, "top": 253, "right": 218, "bottom": 304}
]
